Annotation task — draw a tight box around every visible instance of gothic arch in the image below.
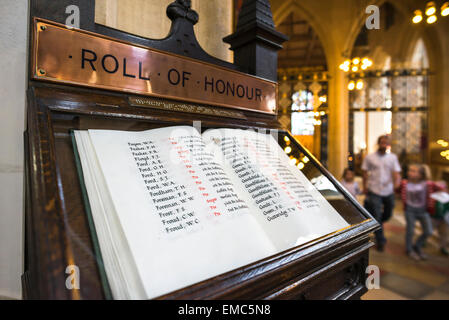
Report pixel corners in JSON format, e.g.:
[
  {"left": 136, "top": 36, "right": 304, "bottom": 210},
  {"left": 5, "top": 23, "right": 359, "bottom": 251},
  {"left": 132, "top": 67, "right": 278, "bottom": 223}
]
[{"left": 272, "top": 0, "right": 332, "bottom": 68}]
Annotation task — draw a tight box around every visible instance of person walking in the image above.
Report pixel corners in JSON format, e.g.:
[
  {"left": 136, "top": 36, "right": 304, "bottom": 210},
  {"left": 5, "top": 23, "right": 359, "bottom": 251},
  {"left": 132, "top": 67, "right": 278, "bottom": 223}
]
[
  {"left": 362, "top": 135, "right": 402, "bottom": 252},
  {"left": 421, "top": 164, "right": 449, "bottom": 257},
  {"left": 398, "top": 164, "right": 438, "bottom": 260},
  {"left": 341, "top": 168, "right": 361, "bottom": 199}
]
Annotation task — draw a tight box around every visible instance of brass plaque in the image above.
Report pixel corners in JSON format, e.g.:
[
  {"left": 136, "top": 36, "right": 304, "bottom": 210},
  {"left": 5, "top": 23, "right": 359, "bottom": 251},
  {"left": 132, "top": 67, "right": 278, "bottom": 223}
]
[{"left": 32, "top": 19, "right": 278, "bottom": 114}]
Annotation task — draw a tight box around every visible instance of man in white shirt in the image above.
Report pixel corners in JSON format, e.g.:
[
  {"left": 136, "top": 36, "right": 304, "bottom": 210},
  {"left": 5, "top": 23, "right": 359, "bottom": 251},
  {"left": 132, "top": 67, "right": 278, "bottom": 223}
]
[{"left": 362, "top": 135, "right": 402, "bottom": 252}]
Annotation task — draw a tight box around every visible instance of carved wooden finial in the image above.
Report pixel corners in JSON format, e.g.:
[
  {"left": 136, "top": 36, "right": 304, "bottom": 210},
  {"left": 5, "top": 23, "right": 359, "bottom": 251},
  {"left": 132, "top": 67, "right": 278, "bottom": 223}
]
[
  {"left": 166, "top": 0, "right": 199, "bottom": 25},
  {"left": 223, "top": 0, "right": 288, "bottom": 81},
  {"left": 236, "top": 0, "right": 276, "bottom": 30}
]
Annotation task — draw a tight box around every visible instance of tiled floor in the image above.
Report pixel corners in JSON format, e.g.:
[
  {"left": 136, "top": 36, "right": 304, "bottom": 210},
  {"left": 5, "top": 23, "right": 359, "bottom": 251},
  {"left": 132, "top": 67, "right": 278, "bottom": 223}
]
[{"left": 362, "top": 201, "right": 449, "bottom": 300}]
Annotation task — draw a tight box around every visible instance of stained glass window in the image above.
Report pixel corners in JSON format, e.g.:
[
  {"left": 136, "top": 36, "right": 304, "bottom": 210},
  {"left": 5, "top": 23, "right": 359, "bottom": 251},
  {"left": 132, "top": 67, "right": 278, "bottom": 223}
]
[{"left": 291, "top": 90, "right": 315, "bottom": 136}]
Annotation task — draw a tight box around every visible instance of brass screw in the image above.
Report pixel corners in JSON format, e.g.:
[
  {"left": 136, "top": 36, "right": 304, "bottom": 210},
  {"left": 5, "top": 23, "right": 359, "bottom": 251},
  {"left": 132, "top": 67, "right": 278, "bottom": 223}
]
[
  {"left": 40, "top": 25, "right": 47, "bottom": 31},
  {"left": 39, "top": 69, "right": 46, "bottom": 75}
]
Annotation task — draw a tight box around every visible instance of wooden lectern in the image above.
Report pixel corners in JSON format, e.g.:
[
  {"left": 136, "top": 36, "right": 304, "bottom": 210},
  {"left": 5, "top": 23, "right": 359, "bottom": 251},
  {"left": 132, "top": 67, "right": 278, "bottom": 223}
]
[{"left": 23, "top": 0, "right": 379, "bottom": 299}]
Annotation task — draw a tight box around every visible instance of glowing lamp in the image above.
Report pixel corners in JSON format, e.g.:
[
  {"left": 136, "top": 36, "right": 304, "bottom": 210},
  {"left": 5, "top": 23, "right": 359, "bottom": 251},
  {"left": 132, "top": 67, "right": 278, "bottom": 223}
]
[
  {"left": 426, "top": 2, "right": 437, "bottom": 16},
  {"left": 427, "top": 14, "right": 437, "bottom": 23},
  {"left": 348, "top": 81, "right": 355, "bottom": 91},
  {"left": 413, "top": 10, "right": 423, "bottom": 23},
  {"left": 442, "top": 2, "right": 449, "bottom": 16}
]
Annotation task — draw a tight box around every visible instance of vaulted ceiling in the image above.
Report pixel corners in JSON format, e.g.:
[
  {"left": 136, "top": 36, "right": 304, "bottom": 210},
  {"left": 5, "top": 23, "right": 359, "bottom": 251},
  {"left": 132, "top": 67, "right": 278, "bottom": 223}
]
[{"left": 276, "top": 11, "right": 327, "bottom": 69}]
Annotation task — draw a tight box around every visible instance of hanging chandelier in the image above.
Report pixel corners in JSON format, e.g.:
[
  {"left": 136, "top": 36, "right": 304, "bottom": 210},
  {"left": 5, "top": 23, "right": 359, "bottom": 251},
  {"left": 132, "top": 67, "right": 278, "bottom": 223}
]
[
  {"left": 412, "top": 1, "right": 449, "bottom": 24},
  {"left": 339, "top": 57, "right": 373, "bottom": 73},
  {"left": 339, "top": 57, "right": 373, "bottom": 91}
]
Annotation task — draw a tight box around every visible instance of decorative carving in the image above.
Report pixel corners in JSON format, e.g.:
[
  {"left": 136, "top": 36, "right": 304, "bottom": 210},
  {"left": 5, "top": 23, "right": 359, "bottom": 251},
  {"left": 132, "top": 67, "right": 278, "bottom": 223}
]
[
  {"left": 167, "top": 0, "right": 199, "bottom": 25},
  {"left": 344, "top": 258, "right": 367, "bottom": 289},
  {"left": 128, "top": 97, "right": 246, "bottom": 120},
  {"left": 309, "top": 81, "right": 322, "bottom": 96},
  {"left": 294, "top": 81, "right": 307, "bottom": 93}
]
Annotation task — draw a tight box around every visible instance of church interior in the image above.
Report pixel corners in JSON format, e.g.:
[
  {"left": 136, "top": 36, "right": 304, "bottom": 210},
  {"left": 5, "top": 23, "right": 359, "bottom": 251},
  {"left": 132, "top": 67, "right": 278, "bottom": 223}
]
[{"left": 1, "top": 0, "right": 449, "bottom": 300}]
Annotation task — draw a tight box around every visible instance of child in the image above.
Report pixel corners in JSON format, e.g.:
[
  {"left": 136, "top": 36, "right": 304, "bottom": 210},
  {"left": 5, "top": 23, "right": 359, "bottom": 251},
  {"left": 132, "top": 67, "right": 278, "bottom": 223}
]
[
  {"left": 399, "top": 164, "right": 444, "bottom": 260},
  {"left": 422, "top": 164, "right": 449, "bottom": 257},
  {"left": 341, "top": 168, "right": 361, "bottom": 198}
]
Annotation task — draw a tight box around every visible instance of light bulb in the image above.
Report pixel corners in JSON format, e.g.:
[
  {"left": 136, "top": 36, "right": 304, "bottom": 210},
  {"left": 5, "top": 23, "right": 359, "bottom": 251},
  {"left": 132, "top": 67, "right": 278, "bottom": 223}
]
[
  {"left": 348, "top": 81, "right": 355, "bottom": 91},
  {"left": 356, "top": 80, "right": 364, "bottom": 90},
  {"left": 352, "top": 66, "right": 359, "bottom": 72},
  {"left": 352, "top": 57, "right": 360, "bottom": 65},
  {"left": 427, "top": 15, "right": 437, "bottom": 23},
  {"left": 426, "top": 2, "right": 436, "bottom": 16},
  {"left": 284, "top": 146, "right": 292, "bottom": 154},
  {"left": 413, "top": 10, "right": 423, "bottom": 23},
  {"left": 442, "top": 2, "right": 449, "bottom": 16}
]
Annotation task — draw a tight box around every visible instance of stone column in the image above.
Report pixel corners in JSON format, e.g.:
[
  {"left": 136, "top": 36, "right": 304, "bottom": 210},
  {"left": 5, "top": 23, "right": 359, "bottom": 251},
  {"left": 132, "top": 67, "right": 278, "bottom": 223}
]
[{"left": 327, "top": 63, "right": 350, "bottom": 176}]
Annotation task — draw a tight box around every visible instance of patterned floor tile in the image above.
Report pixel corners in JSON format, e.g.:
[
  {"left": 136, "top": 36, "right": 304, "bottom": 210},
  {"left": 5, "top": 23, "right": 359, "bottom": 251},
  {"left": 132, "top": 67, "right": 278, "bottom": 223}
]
[
  {"left": 379, "top": 272, "right": 434, "bottom": 299},
  {"left": 437, "top": 280, "right": 449, "bottom": 295},
  {"left": 421, "top": 290, "right": 449, "bottom": 300},
  {"left": 361, "top": 287, "right": 409, "bottom": 300},
  {"left": 370, "top": 250, "right": 449, "bottom": 288}
]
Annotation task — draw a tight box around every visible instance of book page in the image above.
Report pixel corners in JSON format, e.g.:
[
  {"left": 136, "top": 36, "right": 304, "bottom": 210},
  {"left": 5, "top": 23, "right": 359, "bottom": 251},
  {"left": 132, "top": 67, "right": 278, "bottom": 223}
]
[
  {"left": 202, "top": 128, "right": 350, "bottom": 251},
  {"left": 74, "top": 130, "right": 146, "bottom": 299},
  {"left": 83, "top": 126, "right": 277, "bottom": 299}
]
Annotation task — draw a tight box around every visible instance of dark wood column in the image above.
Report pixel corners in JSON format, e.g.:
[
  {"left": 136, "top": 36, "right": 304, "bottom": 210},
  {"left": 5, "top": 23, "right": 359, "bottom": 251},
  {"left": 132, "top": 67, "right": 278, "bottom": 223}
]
[{"left": 223, "top": 0, "right": 288, "bottom": 81}]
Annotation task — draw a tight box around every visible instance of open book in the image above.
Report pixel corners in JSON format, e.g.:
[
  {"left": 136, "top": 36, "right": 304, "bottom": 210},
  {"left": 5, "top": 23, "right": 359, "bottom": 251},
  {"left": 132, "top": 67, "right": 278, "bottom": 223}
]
[{"left": 73, "top": 126, "right": 349, "bottom": 299}]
